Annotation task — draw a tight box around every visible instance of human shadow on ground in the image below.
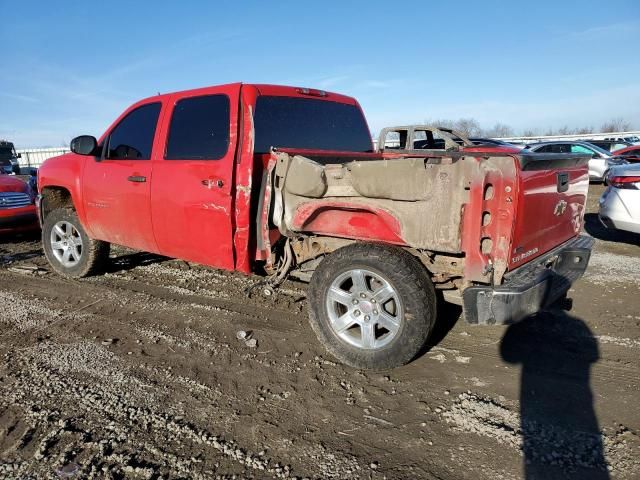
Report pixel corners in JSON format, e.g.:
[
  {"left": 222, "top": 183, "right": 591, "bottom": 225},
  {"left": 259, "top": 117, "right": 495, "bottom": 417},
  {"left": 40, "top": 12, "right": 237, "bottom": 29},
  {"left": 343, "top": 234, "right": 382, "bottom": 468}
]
[{"left": 500, "top": 310, "right": 610, "bottom": 479}]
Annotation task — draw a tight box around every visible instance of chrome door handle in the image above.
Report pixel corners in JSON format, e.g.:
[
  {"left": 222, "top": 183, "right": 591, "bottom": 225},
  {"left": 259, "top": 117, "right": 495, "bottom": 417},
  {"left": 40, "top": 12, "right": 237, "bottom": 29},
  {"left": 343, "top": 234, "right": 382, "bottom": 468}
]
[
  {"left": 201, "top": 179, "right": 224, "bottom": 188},
  {"left": 127, "top": 175, "right": 147, "bottom": 183}
]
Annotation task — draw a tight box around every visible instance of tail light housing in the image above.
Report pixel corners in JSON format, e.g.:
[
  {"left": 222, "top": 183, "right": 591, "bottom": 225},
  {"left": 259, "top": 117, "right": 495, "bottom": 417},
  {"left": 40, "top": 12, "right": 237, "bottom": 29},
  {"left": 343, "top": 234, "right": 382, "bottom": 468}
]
[{"left": 608, "top": 176, "right": 640, "bottom": 189}]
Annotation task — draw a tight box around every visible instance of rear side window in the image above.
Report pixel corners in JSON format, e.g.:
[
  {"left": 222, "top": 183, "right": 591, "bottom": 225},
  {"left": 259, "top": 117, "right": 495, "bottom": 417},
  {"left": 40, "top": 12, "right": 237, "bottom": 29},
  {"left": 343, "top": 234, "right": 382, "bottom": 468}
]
[
  {"left": 535, "top": 144, "right": 573, "bottom": 153},
  {"left": 570, "top": 144, "right": 593, "bottom": 154},
  {"left": 253, "top": 96, "right": 372, "bottom": 153},
  {"left": 165, "top": 95, "right": 230, "bottom": 160},
  {"left": 106, "top": 103, "right": 161, "bottom": 160},
  {"left": 534, "top": 145, "right": 552, "bottom": 153}
]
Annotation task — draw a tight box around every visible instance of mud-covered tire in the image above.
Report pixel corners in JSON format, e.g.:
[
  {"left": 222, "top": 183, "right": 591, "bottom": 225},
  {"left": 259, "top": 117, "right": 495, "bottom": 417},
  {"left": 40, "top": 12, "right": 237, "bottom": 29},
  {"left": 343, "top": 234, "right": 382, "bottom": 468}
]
[
  {"left": 42, "top": 208, "right": 110, "bottom": 278},
  {"left": 308, "top": 243, "right": 437, "bottom": 370}
]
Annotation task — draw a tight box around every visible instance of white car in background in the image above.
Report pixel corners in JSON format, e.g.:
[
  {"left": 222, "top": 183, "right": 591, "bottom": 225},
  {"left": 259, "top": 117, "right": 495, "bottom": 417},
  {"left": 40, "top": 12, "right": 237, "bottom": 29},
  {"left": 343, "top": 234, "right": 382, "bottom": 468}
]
[
  {"left": 524, "top": 141, "right": 627, "bottom": 182},
  {"left": 599, "top": 164, "right": 640, "bottom": 235}
]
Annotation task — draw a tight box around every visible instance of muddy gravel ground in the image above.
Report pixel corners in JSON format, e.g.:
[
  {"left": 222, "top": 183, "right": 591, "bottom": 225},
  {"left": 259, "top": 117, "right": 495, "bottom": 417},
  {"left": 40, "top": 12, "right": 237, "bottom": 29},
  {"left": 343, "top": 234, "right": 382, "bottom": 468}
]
[{"left": 0, "top": 184, "right": 639, "bottom": 480}]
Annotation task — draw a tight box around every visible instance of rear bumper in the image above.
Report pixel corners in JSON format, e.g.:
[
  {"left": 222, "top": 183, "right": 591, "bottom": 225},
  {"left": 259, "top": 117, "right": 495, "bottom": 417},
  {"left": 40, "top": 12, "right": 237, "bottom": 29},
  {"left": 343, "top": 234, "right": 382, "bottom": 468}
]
[{"left": 462, "top": 235, "right": 594, "bottom": 325}]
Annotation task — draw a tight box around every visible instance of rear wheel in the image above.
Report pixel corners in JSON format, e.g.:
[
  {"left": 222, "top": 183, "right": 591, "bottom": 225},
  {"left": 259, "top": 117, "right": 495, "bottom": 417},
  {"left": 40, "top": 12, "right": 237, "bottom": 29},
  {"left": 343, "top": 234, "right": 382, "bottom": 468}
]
[
  {"left": 308, "top": 243, "right": 437, "bottom": 369},
  {"left": 42, "top": 208, "right": 110, "bottom": 278}
]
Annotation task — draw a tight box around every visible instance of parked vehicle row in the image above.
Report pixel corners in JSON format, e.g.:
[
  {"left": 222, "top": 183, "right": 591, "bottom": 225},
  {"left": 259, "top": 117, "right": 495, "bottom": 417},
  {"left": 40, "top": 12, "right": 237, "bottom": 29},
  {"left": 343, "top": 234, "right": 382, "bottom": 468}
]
[
  {"left": 523, "top": 141, "right": 628, "bottom": 182},
  {"left": 33, "top": 83, "right": 594, "bottom": 369},
  {"left": 586, "top": 139, "right": 633, "bottom": 152},
  {"left": 604, "top": 135, "right": 640, "bottom": 144},
  {"left": 383, "top": 135, "right": 631, "bottom": 183}
]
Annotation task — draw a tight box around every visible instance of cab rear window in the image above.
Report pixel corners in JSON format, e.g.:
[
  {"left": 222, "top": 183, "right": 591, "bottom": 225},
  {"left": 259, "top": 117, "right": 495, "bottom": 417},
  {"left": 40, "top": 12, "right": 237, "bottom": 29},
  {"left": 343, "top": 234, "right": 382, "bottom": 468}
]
[{"left": 253, "top": 96, "right": 372, "bottom": 154}]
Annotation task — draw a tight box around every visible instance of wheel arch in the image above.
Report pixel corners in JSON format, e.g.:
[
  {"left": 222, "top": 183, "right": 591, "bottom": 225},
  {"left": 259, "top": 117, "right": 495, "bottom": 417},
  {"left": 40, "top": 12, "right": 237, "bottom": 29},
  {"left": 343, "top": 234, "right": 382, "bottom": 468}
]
[
  {"left": 39, "top": 185, "right": 91, "bottom": 234},
  {"left": 290, "top": 203, "right": 405, "bottom": 245}
]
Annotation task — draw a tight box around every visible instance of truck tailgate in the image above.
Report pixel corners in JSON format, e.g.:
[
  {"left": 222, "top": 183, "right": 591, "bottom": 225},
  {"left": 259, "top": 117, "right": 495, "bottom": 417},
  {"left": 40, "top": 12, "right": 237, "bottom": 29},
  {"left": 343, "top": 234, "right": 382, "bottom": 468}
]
[{"left": 509, "top": 153, "right": 590, "bottom": 269}]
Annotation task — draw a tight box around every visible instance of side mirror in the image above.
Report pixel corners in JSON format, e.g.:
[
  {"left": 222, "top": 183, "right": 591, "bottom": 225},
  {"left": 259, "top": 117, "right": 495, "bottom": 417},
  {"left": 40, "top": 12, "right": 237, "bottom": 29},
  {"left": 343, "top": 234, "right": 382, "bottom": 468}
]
[
  {"left": 70, "top": 135, "right": 98, "bottom": 156},
  {"left": 16, "top": 153, "right": 21, "bottom": 158}
]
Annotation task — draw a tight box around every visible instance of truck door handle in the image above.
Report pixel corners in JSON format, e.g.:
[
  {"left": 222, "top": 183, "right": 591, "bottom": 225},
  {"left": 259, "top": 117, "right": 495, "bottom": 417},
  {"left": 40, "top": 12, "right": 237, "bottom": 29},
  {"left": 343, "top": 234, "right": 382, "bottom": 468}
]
[
  {"left": 202, "top": 179, "right": 224, "bottom": 188},
  {"left": 127, "top": 175, "right": 147, "bottom": 183}
]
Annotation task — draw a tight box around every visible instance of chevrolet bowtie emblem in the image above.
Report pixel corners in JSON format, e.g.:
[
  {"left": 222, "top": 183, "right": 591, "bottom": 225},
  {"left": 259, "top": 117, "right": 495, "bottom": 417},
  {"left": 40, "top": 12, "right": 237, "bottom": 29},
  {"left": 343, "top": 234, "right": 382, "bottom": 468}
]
[{"left": 554, "top": 200, "right": 567, "bottom": 216}]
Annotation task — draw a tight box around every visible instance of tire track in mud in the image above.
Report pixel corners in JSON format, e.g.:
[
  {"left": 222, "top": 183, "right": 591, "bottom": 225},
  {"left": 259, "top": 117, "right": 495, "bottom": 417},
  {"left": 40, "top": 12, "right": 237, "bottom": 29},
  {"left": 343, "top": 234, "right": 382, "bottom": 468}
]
[
  {"left": 0, "top": 269, "right": 466, "bottom": 479},
  {"left": 0, "top": 286, "right": 366, "bottom": 479},
  {"left": 2, "top": 265, "right": 638, "bottom": 388},
  {"left": 2, "top": 241, "right": 639, "bottom": 479},
  {"left": 1, "top": 343, "right": 297, "bottom": 479},
  {"left": 424, "top": 336, "right": 640, "bottom": 393},
  {"left": 439, "top": 392, "right": 639, "bottom": 478},
  {"left": 432, "top": 338, "right": 640, "bottom": 386},
  {"left": 0, "top": 272, "right": 312, "bottom": 380}
]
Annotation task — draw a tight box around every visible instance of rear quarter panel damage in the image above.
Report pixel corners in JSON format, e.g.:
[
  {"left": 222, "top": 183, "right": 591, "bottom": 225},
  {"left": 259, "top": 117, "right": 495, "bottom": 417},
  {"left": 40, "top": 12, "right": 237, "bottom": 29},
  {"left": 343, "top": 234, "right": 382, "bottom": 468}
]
[{"left": 268, "top": 152, "right": 521, "bottom": 284}]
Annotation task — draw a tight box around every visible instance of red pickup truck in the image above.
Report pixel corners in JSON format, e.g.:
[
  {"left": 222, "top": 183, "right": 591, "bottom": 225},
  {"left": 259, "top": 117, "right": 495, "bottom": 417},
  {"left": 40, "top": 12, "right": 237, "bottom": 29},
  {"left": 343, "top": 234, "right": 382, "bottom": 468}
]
[{"left": 37, "top": 83, "right": 593, "bottom": 369}]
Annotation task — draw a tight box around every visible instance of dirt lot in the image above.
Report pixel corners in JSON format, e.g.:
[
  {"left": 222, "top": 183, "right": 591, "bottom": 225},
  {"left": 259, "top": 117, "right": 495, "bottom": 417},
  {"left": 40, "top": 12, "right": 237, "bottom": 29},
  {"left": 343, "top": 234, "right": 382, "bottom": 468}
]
[{"left": 0, "top": 184, "right": 638, "bottom": 479}]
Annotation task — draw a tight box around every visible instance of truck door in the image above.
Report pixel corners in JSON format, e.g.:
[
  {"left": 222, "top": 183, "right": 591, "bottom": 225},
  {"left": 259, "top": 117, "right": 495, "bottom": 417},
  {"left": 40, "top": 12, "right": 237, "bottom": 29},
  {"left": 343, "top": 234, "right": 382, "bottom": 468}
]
[
  {"left": 150, "top": 84, "right": 241, "bottom": 269},
  {"left": 83, "top": 101, "right": 163, "bottom": 252}
]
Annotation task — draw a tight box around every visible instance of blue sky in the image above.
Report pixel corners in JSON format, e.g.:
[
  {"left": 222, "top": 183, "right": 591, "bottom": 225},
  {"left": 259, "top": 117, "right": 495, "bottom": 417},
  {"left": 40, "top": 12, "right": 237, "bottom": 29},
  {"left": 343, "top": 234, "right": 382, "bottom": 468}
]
[{"left": 1, "top": 0, "right": 639, "bottom": 147}]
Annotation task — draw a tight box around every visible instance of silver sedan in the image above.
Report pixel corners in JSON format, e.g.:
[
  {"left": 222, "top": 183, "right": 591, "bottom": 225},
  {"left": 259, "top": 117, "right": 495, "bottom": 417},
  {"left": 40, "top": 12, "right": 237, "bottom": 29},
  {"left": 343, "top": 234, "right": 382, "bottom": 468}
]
[{"left": 599, "top": 164, "right": 640, "bottom": 234}]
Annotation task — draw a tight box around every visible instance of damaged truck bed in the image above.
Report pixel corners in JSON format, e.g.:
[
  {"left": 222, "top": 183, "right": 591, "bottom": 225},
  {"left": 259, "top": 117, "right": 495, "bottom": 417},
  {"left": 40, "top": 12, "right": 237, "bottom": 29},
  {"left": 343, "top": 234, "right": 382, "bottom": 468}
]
[{"left": 37, "top": 85, "right": 594, "bottom": 369}]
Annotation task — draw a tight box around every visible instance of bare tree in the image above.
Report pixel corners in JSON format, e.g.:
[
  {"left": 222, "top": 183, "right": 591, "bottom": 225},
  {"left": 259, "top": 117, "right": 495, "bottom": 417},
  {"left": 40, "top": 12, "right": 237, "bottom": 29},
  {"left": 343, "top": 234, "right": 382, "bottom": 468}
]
[
  {"left": 415, "top": 118, "right": 633, "bottom": 140},
  {"left": 454, "top": 118, "right": 482, "bottom": 137},
  {"left": 423, "top": 118, "right": 457, "bottom": 131},
  {"left": 601, "top": 118, "right": 632, "bottom": 133},
  {"left": 485, "top": 122, "right": 514, "bottom": 138}
]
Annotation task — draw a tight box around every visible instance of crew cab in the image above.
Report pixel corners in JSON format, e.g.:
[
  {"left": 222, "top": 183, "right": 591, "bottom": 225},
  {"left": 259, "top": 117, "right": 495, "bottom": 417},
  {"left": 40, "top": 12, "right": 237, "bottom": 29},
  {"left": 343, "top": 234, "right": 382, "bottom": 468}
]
[{"left": 37, "top": 83, "right": 594, "bottom": 369}]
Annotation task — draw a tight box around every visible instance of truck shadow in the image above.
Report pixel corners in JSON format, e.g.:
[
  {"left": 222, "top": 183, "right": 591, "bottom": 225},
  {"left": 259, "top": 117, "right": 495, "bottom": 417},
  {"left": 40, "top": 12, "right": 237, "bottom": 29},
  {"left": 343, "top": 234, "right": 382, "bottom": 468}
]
[
  {"left": 0, "top": 231, "right": 43, "bottom": 263},
  {"left": 426, "top": 295, "right": 462, "bottom": 348},
  {"left": 105, "top": 250, "right": 170, "bottom": 274},
  {"left": 500, "top": 310, "right": 610, "bottom": 479},
  {"left": 583, "top": 213, "right": 640, "bottom": 246},
  {"left": 0, "top": 230, "right": 41, "bottom": 245}
]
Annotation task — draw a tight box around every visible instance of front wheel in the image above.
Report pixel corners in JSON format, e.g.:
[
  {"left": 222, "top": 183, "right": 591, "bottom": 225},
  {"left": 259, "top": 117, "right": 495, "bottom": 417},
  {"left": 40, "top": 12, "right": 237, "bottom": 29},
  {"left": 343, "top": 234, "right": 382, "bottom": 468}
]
[
  {"left": 42, "top": 208, "right": 110, "bottom": 278},
  {"left": 308, "top": 243, "right": 437, "bottom": 369}
]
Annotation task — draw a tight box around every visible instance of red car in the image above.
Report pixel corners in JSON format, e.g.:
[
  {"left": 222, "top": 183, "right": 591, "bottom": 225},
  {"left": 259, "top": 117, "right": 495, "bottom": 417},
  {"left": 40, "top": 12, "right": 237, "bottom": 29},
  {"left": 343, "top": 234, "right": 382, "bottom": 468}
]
[
  {"left": 612, "top": 145, "right": 640, "bottom": 163},
  {"left": 0, "top": 173, "right": 39, "bottom": 234},
  {"left": 37, "top": 83, "right": 593, "bottom": 369}
]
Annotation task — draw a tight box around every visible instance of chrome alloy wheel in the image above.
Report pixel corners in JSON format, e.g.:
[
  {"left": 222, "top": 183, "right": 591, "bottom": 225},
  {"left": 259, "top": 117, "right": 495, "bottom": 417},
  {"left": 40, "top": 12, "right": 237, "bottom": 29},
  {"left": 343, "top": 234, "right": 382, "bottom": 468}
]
[
  {"left": 325, "top": 268, "right": 403, "bottom": 350},
  {"left": 50, "top": 220, "right": 83, "bottom": 268}
]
